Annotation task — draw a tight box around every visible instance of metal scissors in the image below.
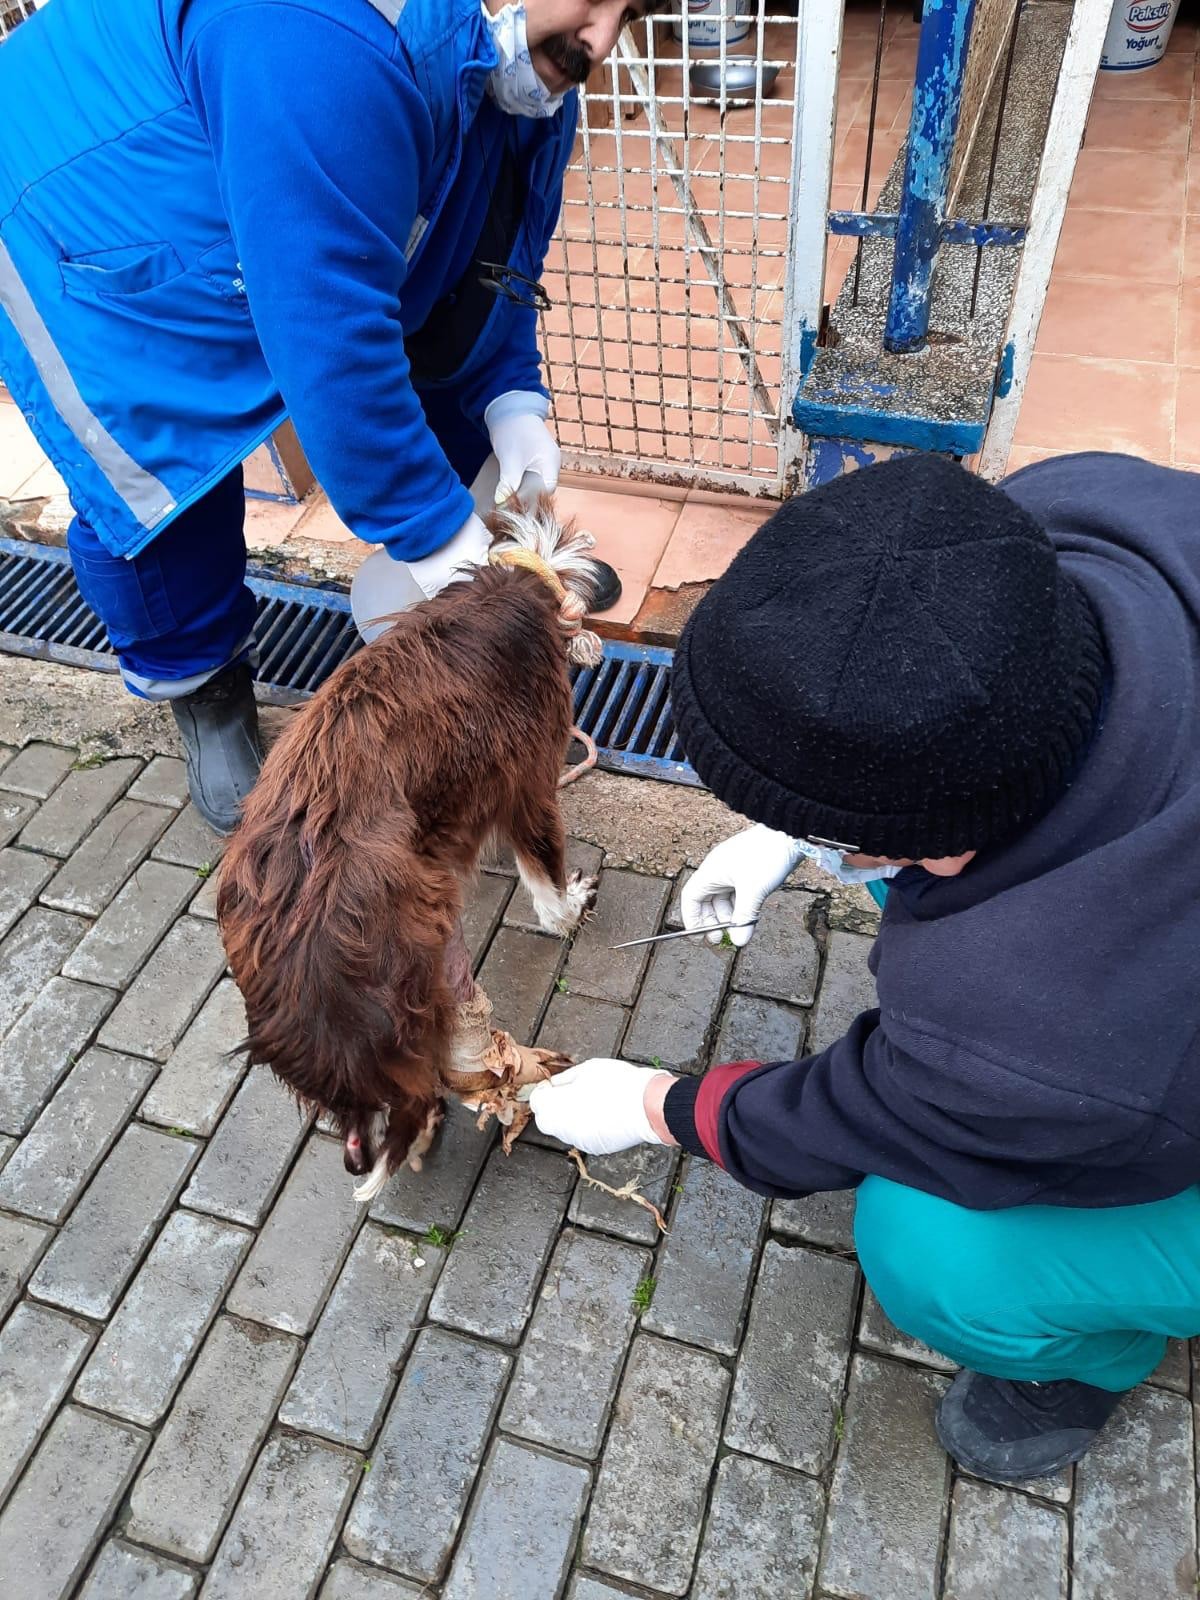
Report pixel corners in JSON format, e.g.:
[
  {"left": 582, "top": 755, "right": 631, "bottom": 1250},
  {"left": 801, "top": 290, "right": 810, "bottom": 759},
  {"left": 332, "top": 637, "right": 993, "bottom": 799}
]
[{"left": 610, "top": 920, "right": 756, "bottom": 951}]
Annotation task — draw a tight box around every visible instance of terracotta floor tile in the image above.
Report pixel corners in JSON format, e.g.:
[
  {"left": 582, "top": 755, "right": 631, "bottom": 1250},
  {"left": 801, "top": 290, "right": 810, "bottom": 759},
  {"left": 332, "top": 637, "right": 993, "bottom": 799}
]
[
  {"left": 652, "top": 496, "right": 771, "bottom": 589},
  {"left": 1092, "top": 54, "right": 1195, "bottom": 99},
  {"left": 244, "top": 496, "right": 307, "bottom": 549},
  {"left": 15, "top": 458, "right": 67, "bottom": 500},
  {"left": 1035, "top": 275, "right": 1178, "bottom": 364},
  {"left": 1184, "top": 216, "right": 1200, "bottom": 280},
  {"left": 1168, "top": 19, "right": 1199, "bottom": 51},
  {"left": 1069, "top": 149, "right": 1188, "bottom": 213},
  {"left": 1173, "top": 369, "right": 1200, "bottom": 462},
  {"left": 291, "top": 492, "right": 354, "bottom": 545},
  {"left": 552, "top": 484, "right": 682, "bottom": 625},
  {"left": 0, "top": 401, "right": 49, "bottom": 500},
  {"left": 1082, "top": 96, "right": 1191, "bottom": 154},
  {"left": 1013, "top": 354, "right": 1175, "bottom": 460},
  {"left": 1178, "top": 295, "right": 1200, "bottom": 366},
  {"left": 1001, "top": 445, "right": 1064, "bottom": 476},
  {"left": 1055, "top": 207, "right": 1183, "bottom": 284}
]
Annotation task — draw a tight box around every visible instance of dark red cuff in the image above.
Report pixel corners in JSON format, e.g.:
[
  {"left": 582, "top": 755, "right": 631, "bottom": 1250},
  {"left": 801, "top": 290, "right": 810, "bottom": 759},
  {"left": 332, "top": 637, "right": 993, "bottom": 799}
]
[{"left": 664, "top": 1061, "right": 763, "bottom": 1165}]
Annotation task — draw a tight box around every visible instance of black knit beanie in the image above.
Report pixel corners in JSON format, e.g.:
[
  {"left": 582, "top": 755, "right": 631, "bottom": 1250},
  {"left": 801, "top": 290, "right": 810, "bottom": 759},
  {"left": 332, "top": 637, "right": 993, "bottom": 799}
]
[{"left": 670, "top": 454, "right": 1108, "bottom": 860}]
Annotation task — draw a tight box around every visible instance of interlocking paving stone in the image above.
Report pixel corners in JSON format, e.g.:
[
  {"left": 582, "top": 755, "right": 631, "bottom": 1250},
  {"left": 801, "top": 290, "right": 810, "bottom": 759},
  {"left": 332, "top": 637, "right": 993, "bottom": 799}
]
[
  {"left": 1149, "top": 1338, "right": 1191, "bottom": 1395},
  {"left": 128, "top": 756, "right": 189, "bottom": 809},
  {"left": 858, "top": 1285, "right": 956, "bottom": 1372},
  {"left": 643, "top": 1157, "right": 765, "bottom": 1355},
  {"left": 0, "top": 1301, "right": 95, "bottom": 1503},
  {"left": 40, "top": 800, "right": 172, "bottom": 916},
  {"left": 0, "top": 846, "right": 55, "bottom": 938},
  {"left": 369, "top": 1099, "right": 494, "bottom": 1234},
  {"left": 943, "top": 1480, "right": 1068, "bottom": 1600},
  {"left": 583, "top": 1333, "right": 730, "bottom": 1596},
  {"left": 565, "top": 868, "right": 672, "bottom": 1006},
  {"left": 0, "top": 1406, "right": 149, "bottom": 1600},
  {"left": 0, "top": 976, "right": 116, "bottom": 1134},
  {"left": 18, "top": 759, "right": 140, "bottom": 856},
  {"left": 730, "top": 889, "right": 821, "bottom": 1006},
  {"left": 227, "top": 1134, "right": 364, "bottom": 1335},
  {"left": 0, "top": 906, "right": 87, "bottom": 1035},
  {"left": 181, "top": 1065, "right": 312, "bottom": 1226},
  {"left": 75, "top": 1210, "right": 252, "bottom": 1426},
  {"left": 63, "top": 860, "right": 198, "bottom": 989},
  {"left": 537, "top": 991, "right": 627, "bottom": 1061},
  {"left": 623, "top": 934, "right": 731, "bottom": 1074},
  {"left": 819, "top": 1355, "right": 950, "bottom": 1600},
  {"left": 0, "top": 742, "right": 75, "bottom": 798},
  {"left": 0, "top": 1048, "right": 155, "bottom": 1223},
  {"left": 189, "top": 870, "right": 220, "bottom": 919},
  {"left": 772, "top": 1187, "right": 857, "bottom": 1251},
  {"left": 140, "top": 979, "right": 248, "bottom": 1136},
  {"left": 725, "top": 1240, "right": 858, "bottom": 1474},
  {"left": 429, "top": 1142, "right": 574, "bottom": 1344},
  {"left": 568, "top": 1581, "right": 642, "bottom": 1600},
  {"left": 280, "top": 1223, "right": 444, "bottom": 1449},
  {"left": 442, "top": 1438, "right": 591, "bottom": 1600},
  {"left": 201, "top": 1432, "right": 359, "bottom": 1600},
  {"left": 126, "top": 1316, "right": 300, "bottom": 1564},
  {"left": 0, "top": 1134, "right": 10, "bottom": 1170},
  {"left": 809, "top": 931, "right": 877, "bottom": 1054},
  {"left": 461, "top": 872, "right": 514, "bottom": 965},
  {"left": 691, "top": 1452, "right": 825, "bottom": 1600},
  {"left": 99, "top": 915, "right": 227, "bottom": 1062},
  {"left": 320, "top": 1560, "right": 425, "bottom": 1599},
  {"left": 712, "top": 991, "right": 806, "bottom": 1066},
  {"left": 0, "top": 790, "right": 38, "bottom": 849},
  {"left": 501, "top": 1227, "right": 650, "bottom": 1457},
  {"left": 503, "top": 839, "right": 603, "bottom": 932},
  {"left": 475, "top": 925, "right": 563, "bottom": 1041},
  {"left": 78, "top": 1540, "right": 199, "bottom": 1599},
  {"left": 0, "top": 1211, "right": 52, "bottom": 1319},
  {"left": 1073, "top": 1384, "right": 1197, "bottom": 1600},
  {"left": 566, "top": 1142, "right": 680, "bottom": 1245},
  {"left": 152, "top": 804, "right": 222, "bottom": 870},
  {"left": 343, "top": 1327, "right": 510, "bottom": 1584},
  {"left": 30, "top": 1122, "right": 199, "bottom": 1319}
]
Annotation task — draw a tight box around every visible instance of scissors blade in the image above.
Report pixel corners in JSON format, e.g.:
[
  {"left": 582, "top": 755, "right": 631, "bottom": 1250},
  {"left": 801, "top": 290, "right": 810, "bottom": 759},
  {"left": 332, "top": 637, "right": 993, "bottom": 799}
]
[{"left": 610, "top": 920, "right": 754, "bottom": 951}]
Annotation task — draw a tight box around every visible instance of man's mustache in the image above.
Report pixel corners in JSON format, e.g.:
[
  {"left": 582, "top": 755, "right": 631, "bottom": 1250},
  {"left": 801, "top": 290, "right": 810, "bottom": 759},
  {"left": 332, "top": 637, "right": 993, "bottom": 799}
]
[{"left": 541, "top": 33, "right": 592, "bottom": 84}]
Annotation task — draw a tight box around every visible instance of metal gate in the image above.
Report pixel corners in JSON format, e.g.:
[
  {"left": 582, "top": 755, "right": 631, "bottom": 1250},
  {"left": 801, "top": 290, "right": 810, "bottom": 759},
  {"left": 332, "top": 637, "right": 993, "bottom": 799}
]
[
  {"left": 541, "top": 1, "right": 845, "bottom": 499},
  {"left": 0, "top": 0, "right": 35, "bottom": 39}
]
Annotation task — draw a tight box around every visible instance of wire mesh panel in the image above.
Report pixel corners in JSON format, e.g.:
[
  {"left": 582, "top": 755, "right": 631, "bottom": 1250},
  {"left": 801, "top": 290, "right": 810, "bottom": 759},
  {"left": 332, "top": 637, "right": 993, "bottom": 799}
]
[
  {"left": 541, "top": 2, "right": 825, "bottom": 498},
  {"left": 0, "top": 0, "right": 37, "bottom": 40}
]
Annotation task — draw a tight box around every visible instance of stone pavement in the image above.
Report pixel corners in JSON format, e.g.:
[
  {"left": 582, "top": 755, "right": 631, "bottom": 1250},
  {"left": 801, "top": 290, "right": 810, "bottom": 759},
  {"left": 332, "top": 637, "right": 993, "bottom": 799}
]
[{"left": 0, "top": 739, "right": 1196, "bottom": 1600}]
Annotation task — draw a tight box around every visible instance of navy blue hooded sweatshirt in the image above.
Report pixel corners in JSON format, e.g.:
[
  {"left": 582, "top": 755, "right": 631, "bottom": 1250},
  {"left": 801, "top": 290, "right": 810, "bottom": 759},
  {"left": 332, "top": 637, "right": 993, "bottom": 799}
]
[{"left": 664, "top": 453, "right": 1200, "bottom": 1210}]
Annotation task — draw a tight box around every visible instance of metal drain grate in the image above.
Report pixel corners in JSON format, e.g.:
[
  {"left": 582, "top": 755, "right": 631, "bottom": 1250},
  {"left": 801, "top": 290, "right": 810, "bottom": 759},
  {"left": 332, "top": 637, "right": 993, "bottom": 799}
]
[{"left": 0, "top": 536, "right": 697, "bottom": 785}]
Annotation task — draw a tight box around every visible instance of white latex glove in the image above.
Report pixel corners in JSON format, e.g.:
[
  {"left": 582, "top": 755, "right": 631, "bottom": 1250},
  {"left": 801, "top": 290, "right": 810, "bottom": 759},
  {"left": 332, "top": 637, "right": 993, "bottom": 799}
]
[
  {"left": 485, "top": 391, "right": 560, "bottom": 505},
  {"left": 528, "top": 1060, "right": 668, "bottom": 1156},
  {"left": 681, "top": 824, "right": 804, "bottom": 948},
  {"left": 405, "top": 510, "right": 492, "bottom": 599}
]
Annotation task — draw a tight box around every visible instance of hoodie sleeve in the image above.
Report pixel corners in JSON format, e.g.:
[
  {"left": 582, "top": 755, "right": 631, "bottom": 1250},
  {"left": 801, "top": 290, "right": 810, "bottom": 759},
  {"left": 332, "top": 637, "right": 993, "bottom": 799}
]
[
  {"left": 182, "top": 3, "right": 474, "bottom": 559},
  {"left": 664, "top": 1009, "right": 1153, "bottom": 1207}
]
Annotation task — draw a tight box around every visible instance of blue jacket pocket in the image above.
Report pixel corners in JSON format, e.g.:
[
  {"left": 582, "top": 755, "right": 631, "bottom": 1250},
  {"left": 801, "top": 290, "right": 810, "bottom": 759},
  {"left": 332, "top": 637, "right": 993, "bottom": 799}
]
[{"left": 59, "top": 242, "right": 185, "bottom": 301}]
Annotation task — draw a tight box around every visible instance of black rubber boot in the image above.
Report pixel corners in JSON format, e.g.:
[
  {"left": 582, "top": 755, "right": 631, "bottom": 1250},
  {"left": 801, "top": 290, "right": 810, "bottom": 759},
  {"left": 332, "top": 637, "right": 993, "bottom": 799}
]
[
  {"left": 586, "top": 559, "right": 623, "bottom": 615},
  {"left": 935, "top": 1369, "right": 1124, "bottom": 1482},
  {"left": 170, "top": 662, "right": 264, "bottom": 835}
]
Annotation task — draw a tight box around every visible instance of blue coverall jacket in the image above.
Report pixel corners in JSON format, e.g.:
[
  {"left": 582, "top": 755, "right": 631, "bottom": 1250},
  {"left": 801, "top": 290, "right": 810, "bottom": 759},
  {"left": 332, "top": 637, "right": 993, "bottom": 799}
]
[{"left": 0, "top": 0, "right": 576, "bottom": 559}]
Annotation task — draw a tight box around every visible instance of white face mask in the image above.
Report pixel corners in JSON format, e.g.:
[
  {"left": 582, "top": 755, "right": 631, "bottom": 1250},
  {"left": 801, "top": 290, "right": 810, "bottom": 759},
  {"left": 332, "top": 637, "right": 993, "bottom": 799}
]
[
  {"left": 792, "top": 838, "right": 902, "bottom": 887},
  {"left": 483, "top": 3, "right": 569, "bottom": 119}
]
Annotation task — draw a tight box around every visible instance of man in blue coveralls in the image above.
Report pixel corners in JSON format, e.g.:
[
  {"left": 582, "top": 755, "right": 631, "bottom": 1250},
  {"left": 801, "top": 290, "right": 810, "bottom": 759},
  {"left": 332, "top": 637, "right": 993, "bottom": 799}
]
[{"left": 0, "top": 0, "right": 655, "bottom": 830}]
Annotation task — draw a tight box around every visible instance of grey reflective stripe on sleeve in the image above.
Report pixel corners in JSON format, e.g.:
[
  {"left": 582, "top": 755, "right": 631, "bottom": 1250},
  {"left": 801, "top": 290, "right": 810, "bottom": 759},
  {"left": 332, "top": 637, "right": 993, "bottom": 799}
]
[
  {"left": 0, "top": 238, "right": 177, "bottom": 532},
  {"left": 363, "top": 0, "right": 408, "bottom": 22},
  {"left": 121, "top": 632, "right": 259, "bottom": 700}
]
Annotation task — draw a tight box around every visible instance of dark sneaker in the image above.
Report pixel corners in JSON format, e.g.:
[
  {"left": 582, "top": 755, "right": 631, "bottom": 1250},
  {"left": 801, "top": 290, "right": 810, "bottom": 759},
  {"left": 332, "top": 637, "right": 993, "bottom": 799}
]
[
  {"left": 586, "top": 559, "right": 622, "bottom": 615},
  {"left": 170, "top": 662, "right": 264, "bottom": 835},
  {"left": 935, "top": 1369, "right": 1124, "bottom": 1482}
]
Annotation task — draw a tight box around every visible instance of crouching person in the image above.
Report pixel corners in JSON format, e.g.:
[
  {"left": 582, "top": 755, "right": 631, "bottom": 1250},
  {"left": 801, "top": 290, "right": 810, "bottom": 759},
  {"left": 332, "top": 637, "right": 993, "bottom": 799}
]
[{"left": 531, "top": 451, "right": 1200, "bottom": 1481}]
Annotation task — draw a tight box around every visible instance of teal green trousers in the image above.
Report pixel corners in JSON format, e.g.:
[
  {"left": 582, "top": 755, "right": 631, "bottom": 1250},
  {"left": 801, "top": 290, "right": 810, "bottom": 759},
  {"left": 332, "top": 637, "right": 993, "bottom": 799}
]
[{"left": 854, "top": 1176, "right": 1200, "bottom": 1392}]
